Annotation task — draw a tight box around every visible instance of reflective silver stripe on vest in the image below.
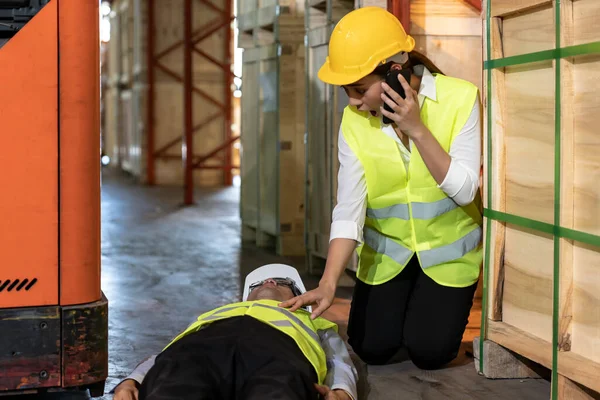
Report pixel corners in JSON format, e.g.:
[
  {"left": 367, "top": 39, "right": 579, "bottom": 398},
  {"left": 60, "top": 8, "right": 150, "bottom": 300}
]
[
  {"left": 363, "top": 227, "right": 413, "bottom": 266},
  {"left": 253, "top": 303, "right": 321, "bottom": 343},
  {"left": 270, "top": 320, "right": 294, "bottom": 327},
  {"left": 201, "top": 305, "right": 249, "bottom": 321},
  {"left": 366, "top": 204, "right": 409, "bottom": 220},
  {"left": 411, "top": 197, "right": 458, "bottom": 220},
  {"left": 366, "top": 197, "right": 459, "bottom": 220},
  {"left": 419, "top": 226, "right": 482, "bottom": 269}
]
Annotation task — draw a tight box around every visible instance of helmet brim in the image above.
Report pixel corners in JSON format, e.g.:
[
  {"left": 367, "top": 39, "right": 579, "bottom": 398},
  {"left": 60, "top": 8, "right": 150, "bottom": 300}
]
[
  {"left": 317, "top": 59, "right": 374, "bottom": 86},
  {"left": 317, "top": 36, "right": 416, "bottom": 86}
]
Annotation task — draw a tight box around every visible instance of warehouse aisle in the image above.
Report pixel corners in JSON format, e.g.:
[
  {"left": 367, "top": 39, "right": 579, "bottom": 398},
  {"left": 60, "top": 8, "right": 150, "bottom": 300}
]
[
  {"left": 97, "top": 169, "right": 551, "bottom": 400},
  {"left": 6, "top": 170, "right": 550, "bottom": 399}
]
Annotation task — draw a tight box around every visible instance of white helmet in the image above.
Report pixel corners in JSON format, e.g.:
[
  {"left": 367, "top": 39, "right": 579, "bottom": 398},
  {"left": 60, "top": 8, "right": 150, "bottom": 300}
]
[{"left": 242, "top": 263, "right": 309, "bottom": 311}]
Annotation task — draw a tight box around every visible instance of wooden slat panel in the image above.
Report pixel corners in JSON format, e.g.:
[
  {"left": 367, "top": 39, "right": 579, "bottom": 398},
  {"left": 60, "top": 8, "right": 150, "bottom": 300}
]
[
  {"left": 504, "top": 62, "right": 555, "bottom": 223},
  {"left": 573, "top": 55, "right": 600, "bottom": 237},
  {"left": 410, "top": 0, "right": 481, "bottom": 36},
  {"left": 571, "top": 52, "right": 600, "bottom": 366},
  {"left": 558, "top": 374, "right": 600, "bottom": 400},
  {"left": 485, "top": 16, "right": 507, "bottom": 321},
  {"left": 558, "top": 0, "right": 575, "bottom": 354},
  {"left": 501, "top": 4, "right": 554, "bottom": 58},
  {"left": 490, "top": 0, "right": 551, "bottom": 18},
  {"left": 572, "top": 243, "right": 600, "bottom": 365},
  {"left": 503, "top": 227, "right": 554, "bottom": 342},
  {"left": 573, "top": 0, "right": 600, "bottom": 46}
]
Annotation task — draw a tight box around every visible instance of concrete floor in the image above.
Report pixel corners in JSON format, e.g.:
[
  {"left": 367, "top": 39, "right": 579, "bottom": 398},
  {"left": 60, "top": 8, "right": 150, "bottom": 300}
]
[{"left": 5, "top": 169, "right": 551, "bottom": 399}]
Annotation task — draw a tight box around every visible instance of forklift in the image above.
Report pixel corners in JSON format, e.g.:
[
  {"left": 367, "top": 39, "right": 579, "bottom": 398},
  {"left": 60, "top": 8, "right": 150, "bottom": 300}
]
[{"left": 0, "top": 0, "right": 108, "bottom": 396}]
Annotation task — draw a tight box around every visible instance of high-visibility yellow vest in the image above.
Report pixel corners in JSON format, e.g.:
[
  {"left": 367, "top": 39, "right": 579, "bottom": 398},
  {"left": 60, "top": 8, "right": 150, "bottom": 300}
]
[
  {"left": 162, "top": 299, "right": 338, "bottom": 384},
  {"left": 341, "top": 73, "right": 483, "bottom": 288}
]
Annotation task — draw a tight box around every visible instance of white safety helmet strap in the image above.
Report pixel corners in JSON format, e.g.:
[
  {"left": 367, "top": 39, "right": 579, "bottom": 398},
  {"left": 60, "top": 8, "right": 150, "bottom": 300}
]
[{"left": 243, "top": 263, "right": 311, "bottom": 312}]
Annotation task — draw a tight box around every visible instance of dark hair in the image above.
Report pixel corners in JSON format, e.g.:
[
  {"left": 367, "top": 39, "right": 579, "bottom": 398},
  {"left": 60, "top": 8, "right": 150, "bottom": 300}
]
[{"left": 370, "top": 50, "right": 444, "bottom": 78}]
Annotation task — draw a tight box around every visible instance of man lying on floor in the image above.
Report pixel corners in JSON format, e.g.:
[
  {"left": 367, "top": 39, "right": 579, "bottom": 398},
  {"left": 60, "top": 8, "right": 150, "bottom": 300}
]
[{"left": 112, "top": 264, "right": 358, "bottom": 400}]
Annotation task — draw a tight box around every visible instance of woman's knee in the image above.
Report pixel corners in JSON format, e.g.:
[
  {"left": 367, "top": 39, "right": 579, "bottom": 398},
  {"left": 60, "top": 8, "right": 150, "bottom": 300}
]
[
  {"left": 407, "top": 342, "right": 460, "bottom": 370},
  {"left": 349, "top": 339, "right": 399, "bottom": 365}
]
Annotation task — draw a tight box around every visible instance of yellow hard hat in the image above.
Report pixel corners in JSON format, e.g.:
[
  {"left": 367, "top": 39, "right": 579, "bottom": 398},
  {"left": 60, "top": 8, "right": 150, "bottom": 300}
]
[{"left": 318, "top": 7, "right": 415, "bottom": 86}]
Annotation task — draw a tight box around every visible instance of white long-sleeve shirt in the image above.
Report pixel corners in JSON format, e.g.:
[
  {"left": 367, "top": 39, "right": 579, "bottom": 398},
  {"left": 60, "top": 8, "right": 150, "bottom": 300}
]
[
  {"left": 114, "top": 324, "right": 358, "bottom": 400},
  {"left": 330, "top": 65, "right": 482, "bottom": 244}
]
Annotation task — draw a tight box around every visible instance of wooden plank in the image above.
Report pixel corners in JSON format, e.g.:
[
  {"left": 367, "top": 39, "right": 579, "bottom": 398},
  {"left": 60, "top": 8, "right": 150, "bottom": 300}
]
[
  {"left": 558, "top": 375, "right": 600, "bottom": 400},
  {"left": 410, "top": 0, "right": 481, "bottom": 36},
  {"left": 501, "top": 3, "right": 554, "bottom": 58},
  {"left": 490, "top": 0, "right": 551, "bottom": 18},
  {"left": 503, "top": 60, "right": 555, "bottom": 224},
  {"left": 500, "top": 10, "right": 555, "bottom": 343},
  {"left": 503, "top": 227, "right": 554, "bottom": 342},
  {"left": 488, "top": 320, "right": 600, "bottom": 394},
  {"left": 571, "top": 49, "right": 600, "bottom": 365},
  {"left": 558, "top": 0, "right": 575, "bottom": 354},
  {"left": 410, "top": 17, "right": 481, "bottom": 36},
  {"left": 571, "top": 0, "right": 600, "bottom": 367},
  {"left": 412, "top": 35, "right": 483, "bottom": 96},
  {"left": 487, "top": 16, "right": 507, "bottom": 321},
  {"left": 412, "top": 0, "right": 479, "bottom": 17},
  {"left": 573, "top": 0, "right": 600, "bottom": 46}
]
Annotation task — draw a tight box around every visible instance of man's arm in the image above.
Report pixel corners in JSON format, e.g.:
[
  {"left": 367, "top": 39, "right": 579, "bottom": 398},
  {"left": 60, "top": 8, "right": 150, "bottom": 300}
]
[
  {"left": 110, "top": 355, "right": 157, "bottom": 393},
  {"left": 319, "top": 328, "right": 358, "bottom": 400}
]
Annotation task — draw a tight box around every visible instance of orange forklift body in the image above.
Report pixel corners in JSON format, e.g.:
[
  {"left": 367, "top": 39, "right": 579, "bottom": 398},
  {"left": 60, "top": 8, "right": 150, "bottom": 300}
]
[{"left": 0, "top": 0, "right": 108, "bottom": 396}]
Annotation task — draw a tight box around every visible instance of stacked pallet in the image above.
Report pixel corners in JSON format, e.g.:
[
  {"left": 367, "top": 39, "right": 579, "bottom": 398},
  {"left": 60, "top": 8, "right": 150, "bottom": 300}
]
[
  {"left": 238, "top": 0, "right": 307, "bottom": 255},
  {"left": 480, "top": 0, "right": 600, "bottom": 397}
]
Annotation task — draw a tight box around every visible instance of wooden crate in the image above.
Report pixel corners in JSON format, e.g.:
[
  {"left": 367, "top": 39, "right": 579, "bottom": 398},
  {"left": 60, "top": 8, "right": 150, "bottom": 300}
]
[
  {"left": 304, "top": 25, "right": 350, "bottom": 273},
  {"left": 239, "top": 43, "right": 306, "bottom": 255},
  {"left": 238, "top": 0, "right": 307, "bottom": 255},
  {"left": 481, "top": 0, "right": 600, "bottom": 397}
]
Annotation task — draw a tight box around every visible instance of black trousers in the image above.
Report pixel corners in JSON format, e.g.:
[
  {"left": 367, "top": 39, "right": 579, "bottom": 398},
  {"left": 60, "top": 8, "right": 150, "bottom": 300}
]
[
  {"left": 347, "top": 255, "right": 478, "bottom": 369},
  {"left": 139, "top": 316, "right": 320, "bottom": 400}
]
